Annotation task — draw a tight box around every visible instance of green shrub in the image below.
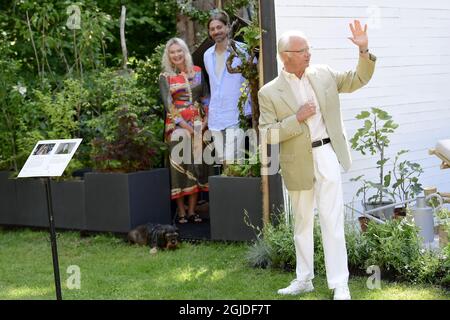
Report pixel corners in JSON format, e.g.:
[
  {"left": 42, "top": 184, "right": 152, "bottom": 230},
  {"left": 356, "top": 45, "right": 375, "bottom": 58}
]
[
  {"left": 86, "top": 69, "right": 166, "bottom": 171},
  {"left": 435, "top": 208, "right": 450, "bottom": 229},
  {"left": 130, "top": 44, "right": 166, "bottom": 118},
  {"left": 247, "top": 211, "right": 449, "bottom": 288},
  {"left": 360, "top": 217, "right": 421, "bottom": 280},
  {"left": 223, "top": 151, "right": 261, "bottom": 177},
  {"left": 348, "top": 216, "right": 448, "bottom": 286},
  {"left": 246, "top": 212, "right": 294, "bottom": 270},
  {"left": 410, "top": 250, "right": 445, "bottom": 285},
  {"left": 30, "top": 79, "right": 89, "bottom": 142},
  {"left": 246, "top": 237, "right": 271, "bottom": 269},
  {"left": 313, "top": 220, "right": 326, "bottom": 276},
  {"left": 246, "top": 212, "right": 326, "bottom": 274},
  {"left": 345, "top": 224, "right": 368, "bottom": 275},
  {"left": 440, "top": 243, "right": 450, "bottom": 288},
  {"left": 91, "top": 107, "right": 164, "bottom": 172}
]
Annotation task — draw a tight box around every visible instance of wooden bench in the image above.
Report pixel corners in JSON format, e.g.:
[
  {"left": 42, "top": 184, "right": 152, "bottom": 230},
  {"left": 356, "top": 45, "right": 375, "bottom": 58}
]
[
  {"left": 428, "top": 146, "right": 450, "bottom": 203},
  {"left": 429, "top": 148, "right": 450, "bottom": 170}
]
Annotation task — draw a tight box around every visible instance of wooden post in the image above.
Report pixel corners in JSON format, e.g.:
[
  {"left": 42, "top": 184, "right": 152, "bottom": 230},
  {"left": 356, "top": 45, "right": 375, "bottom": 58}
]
[
  {"left": 259, "top": 0, "right": 279, "bottom": 227},
  {"left": 120, "top": 6, "right": 128, "bottom": 70},
  {"left": 258, "top": 0, "right": 269, "bottom": 226}
]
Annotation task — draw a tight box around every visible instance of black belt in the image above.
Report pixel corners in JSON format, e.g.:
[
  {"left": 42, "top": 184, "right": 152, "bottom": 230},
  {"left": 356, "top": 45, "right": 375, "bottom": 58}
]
[{"left": 311, "top": 138, "right": 331, "bottom": 148}]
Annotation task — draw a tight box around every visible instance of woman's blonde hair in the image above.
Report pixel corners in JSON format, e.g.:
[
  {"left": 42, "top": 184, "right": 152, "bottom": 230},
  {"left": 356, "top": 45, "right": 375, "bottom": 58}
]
[{"left": 161, "top": 37, "right": 194, "bottom": 75}]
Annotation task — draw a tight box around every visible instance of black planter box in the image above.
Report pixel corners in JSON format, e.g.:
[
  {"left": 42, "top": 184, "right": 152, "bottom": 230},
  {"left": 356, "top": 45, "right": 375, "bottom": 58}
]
[
  {"left": 15, "top": 178, "right": 48, "bottom": 227},
  {"left": 51, "top": 180, "right": 86, "bottom": 230},
  {"left": 84, "top": 168, "right": 171, "bottom": 233},
  {"left": 0, "top": 171, "right": 17, "bottom": 225},
  {"left": 209, "top": 174, "right": 284, "bottom": 241}
]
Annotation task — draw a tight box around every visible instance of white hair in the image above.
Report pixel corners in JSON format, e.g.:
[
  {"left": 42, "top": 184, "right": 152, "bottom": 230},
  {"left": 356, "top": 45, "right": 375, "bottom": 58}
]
[
  {"left": 277, "top": 30, "right": 308, "bottom": 54},
  {"left": 161, "top": 37, "right": 194, "bottom": 75}
]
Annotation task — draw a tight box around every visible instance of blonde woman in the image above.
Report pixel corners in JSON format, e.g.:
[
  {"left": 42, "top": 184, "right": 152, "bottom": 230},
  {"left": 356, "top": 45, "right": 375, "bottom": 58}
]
[{"left": 159, "top": 37, "right": 210, "bottom": 224}]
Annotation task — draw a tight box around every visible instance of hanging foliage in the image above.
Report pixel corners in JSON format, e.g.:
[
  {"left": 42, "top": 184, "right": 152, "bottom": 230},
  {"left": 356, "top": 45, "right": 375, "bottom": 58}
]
[{"left": 226, "top": 1, "right": 261, "bottom": 132}]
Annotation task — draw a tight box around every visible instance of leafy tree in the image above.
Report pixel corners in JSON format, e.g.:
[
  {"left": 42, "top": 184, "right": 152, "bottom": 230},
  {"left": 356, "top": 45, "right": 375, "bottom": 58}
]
[
  {"left": 0, "top": 1, "right": 115, "bottom": 84},
  {"left": 0, "top": 0, "right": 176, "bottom": 80},
  {"left": 0, "top": 1, "right": 175, "bottom": 174}
]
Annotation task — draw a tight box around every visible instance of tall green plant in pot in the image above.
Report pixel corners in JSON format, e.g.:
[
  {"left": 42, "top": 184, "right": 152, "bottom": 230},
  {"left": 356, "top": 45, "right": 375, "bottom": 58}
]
[
  {"left": 391, "top": 149, "right": 423, "bottom": 218},
  {"left": 350, "top": 107, "right": 399, "bottom": 219}
]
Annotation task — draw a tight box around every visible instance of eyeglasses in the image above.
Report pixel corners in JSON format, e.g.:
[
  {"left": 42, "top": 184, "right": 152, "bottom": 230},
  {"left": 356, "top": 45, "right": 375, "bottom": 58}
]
[{"left": 283, "top": 47, "right": 311, "bottom": 54}]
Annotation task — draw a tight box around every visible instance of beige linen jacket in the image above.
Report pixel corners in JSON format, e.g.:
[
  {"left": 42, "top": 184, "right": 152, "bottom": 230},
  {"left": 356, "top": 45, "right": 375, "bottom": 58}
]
[{"left": 258, "top": 54, "right": 376, "bottom": 190}]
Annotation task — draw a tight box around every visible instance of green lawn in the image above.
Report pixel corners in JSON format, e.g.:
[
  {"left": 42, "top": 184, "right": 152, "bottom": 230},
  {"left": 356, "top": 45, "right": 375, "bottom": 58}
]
[{"left": 0, "top": 228, "right": 448, "bottom": 300}]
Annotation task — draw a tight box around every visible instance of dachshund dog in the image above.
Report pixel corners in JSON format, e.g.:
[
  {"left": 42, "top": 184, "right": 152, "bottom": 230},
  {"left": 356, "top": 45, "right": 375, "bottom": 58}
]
[{"left": 127, "top": 223, "right": 179, "bottom": 254}]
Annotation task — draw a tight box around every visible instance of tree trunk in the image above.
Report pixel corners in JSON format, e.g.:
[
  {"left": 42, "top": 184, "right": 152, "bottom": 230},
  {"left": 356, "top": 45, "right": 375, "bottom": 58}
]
[
  {"left": 176, "top": 0, "right": 248, "bottom": 51},
  {"left": 120, "top": 6, "right": 128, "bottom": 70},
  {"left": 176, "top": 0, "right": 215, "bottom": 51},
  {"left": 176, "top": 15, "right": 196, "bottom": 51}
]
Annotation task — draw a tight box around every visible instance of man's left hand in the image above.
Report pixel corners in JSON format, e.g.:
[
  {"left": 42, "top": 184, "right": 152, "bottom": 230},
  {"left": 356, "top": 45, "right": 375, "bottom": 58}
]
[{"left": 348, "top": 20, "right": 368, "bottom": 49}]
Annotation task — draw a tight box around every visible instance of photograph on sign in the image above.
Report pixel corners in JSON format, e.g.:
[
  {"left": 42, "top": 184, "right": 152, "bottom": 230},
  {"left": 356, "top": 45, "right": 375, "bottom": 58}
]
[
  {"left": 55, "top": 142, "right": 76, "bottom": 155},
  {"left": 33, "top": 143, "right": 56, "bottom": 155}
]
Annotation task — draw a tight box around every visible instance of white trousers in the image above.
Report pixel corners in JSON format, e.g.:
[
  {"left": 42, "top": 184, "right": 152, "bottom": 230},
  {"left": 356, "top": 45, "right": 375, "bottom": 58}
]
[{"left": 288, "top": 143, "right": 349, "bottom": 289}]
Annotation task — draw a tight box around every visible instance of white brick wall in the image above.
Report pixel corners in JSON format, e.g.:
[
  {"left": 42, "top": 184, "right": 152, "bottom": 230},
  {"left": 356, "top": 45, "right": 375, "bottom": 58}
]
[{"left": 274, "top": 0, "right": 450, "bottom": 204}]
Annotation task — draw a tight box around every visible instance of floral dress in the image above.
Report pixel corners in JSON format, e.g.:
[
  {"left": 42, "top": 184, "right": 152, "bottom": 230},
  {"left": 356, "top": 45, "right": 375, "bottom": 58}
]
[{"left": 159, "top": 65, "right": 211, "bottom": 199}]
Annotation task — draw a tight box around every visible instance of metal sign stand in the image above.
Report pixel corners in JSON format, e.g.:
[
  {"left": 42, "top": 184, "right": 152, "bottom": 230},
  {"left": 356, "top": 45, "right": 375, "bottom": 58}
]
[
  {"left": 43, "top": 177, "right": 62, "bottom": 300},
  {"left": 17, "top": 138, "right": 82, "bottom": 300}
]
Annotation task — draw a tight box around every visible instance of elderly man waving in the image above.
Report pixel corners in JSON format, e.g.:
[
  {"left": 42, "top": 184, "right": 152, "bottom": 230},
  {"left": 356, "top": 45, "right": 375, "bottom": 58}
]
[{"left": 258, "top": 20, "right": 376, "bottom": 300}]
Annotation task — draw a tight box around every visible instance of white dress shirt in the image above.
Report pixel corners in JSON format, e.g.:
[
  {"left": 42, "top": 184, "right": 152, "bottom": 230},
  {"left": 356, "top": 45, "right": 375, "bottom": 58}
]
[
  {"left": 281, "top": 68, "right": 329, "bottom": 142},
  {"left": 204, "top": 42, "right": 252, "bottom": 131}
]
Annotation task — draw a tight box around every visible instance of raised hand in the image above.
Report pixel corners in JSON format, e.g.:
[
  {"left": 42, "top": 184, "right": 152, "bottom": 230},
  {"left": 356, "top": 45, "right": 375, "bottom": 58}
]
[{"left": 348, "top": 20, "right": 368, "bottom": 49}]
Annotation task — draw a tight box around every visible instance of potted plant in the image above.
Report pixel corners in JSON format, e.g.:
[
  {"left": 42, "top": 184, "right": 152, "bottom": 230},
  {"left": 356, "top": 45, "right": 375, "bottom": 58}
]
[
  {"left": 350, "top": 107, "right": 399, "bottom": 219},
  {"left": 391, "top": 149, "right": 424, "bottom": 219},
  {"left": 209, "top": 151, "right": 284, "bottom": 241},
  {"left": 84, "top": 105, "right": 170, "bottom": 233}
]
